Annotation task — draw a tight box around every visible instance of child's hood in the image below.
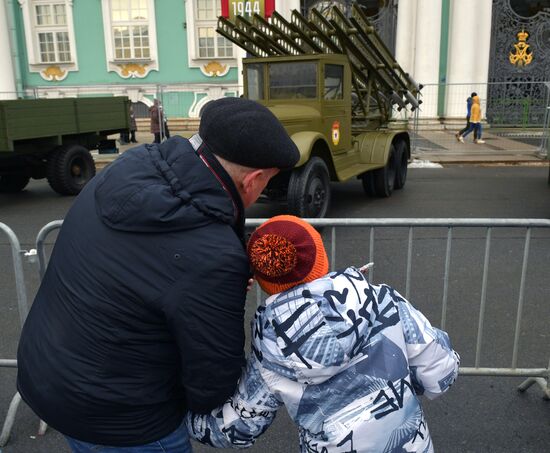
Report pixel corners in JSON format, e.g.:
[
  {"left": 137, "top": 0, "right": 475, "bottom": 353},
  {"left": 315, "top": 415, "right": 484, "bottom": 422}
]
[
  {"left": 252, "top": 267, "right": 391, "bottom": 385},
  {"left": 472, "top": 95, "right": 480, "bottom": 104}
]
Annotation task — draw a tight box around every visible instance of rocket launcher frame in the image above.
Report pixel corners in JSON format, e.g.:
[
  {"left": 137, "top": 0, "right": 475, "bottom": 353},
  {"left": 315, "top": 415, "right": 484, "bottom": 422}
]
[{"left": 217, "top": 4, "right": 422, "bottom": 123}]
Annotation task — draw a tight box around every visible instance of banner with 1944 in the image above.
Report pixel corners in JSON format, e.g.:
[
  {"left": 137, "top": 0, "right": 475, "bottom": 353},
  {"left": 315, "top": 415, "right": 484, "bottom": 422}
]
[{"left": 221, "top": 0, "right": 275, "bottom": 20}]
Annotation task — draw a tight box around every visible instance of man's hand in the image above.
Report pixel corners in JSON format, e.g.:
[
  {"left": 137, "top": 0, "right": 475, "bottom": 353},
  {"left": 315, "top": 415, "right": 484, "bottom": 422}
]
[
  {"left": 247, "top": 278, "right": 254, "bottom": 292},
  {"left": 359, "top": 262, "right": 374, "bottom": 275}
]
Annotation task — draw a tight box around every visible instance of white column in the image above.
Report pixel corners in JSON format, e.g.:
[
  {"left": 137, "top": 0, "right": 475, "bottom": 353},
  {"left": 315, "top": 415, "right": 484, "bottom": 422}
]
[
  {"left": 474, "top": 0, "right": 493, "bottom": 119},
  {"left": 413, "top": 0, "right": 443, "bottom": 119},
  {"left": 276, "top": 0, "right": 300, "bottom": 21},
  {"left": 395, "top": 0, "right": 417, "bottom": 77},
  {"left": 445, "top": 0, "right": 493, "bottom": 119},
  {"left": 394, "top": 0, "right": 417, "bottom": 121},
  {"left": 0, "top": 0, "right": 17, "bottom": 99}
]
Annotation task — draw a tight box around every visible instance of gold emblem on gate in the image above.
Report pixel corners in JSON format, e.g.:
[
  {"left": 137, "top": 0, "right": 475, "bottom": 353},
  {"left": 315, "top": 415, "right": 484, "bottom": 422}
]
[{"left": 509, "top": 30, "right": 533, "bottom": 67}]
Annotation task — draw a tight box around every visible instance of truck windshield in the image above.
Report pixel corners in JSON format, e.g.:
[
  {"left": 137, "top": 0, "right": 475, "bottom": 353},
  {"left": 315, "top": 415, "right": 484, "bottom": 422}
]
[
  {"left": 269, "top": 62, "right": 317, "bottom": 99},
  {"left": 246, "top": 64, "right": 264, "bottom": 101}
]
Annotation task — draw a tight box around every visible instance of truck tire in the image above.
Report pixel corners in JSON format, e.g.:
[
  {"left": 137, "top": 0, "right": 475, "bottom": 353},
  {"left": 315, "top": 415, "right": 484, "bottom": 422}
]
[
  {"left": 287, "top": 157, "right": 331, "bottom": 218},
  {"left": 361, "top": 171, "right": 376, "bottom": 196},
  {"left": 47, "top": 145, "right": 96, "bottom": 195},
  {"left": 373, "top": 144, "right": 397, "bottom": 198},
  {"left": 0, "top": 174, "right": 31, "bottom": 193},
  {"left": 394, "top": 140, "right": 409, "bottom": 190}
]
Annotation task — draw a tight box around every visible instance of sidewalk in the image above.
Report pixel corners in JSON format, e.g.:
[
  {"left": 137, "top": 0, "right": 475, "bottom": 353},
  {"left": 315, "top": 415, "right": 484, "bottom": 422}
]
[
  {"left": 93, "top": 130, "right": 549, "bottom": 170},
  {"left": 411, "top": 129, "right": 548, "bottom": 165}
]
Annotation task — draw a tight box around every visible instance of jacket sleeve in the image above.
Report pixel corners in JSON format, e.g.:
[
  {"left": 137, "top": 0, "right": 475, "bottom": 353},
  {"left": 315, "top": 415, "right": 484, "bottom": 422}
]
[
  {"left": 397, "top": 301, "right": 460, "bottom": 400},
  {"left": 186, "top": 355, "right": 283, "bottom": 448},
  {"left": 163, "top": 243, "right": 250, "bottom": 413}
]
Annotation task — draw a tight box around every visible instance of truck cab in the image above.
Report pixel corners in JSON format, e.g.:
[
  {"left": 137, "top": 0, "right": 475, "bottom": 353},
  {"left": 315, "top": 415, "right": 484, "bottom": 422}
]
[{"left": 245, "top": 54, "right": 353, "bottom": 156}]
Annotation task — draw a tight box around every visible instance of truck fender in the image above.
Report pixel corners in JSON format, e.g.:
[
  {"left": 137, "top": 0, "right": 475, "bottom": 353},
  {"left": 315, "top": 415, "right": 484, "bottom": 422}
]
[
  {"left": 356, "top": 131, "right": 403, "bottom": 165},
  {"left": 290, "top": 131, "right": 328, "bottom": 167}
]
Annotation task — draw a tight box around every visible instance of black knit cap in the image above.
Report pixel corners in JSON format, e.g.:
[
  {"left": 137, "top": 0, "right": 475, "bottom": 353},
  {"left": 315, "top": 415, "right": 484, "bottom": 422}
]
[{"left": 199, "top": 97, "right": 300, "bottom": 169}]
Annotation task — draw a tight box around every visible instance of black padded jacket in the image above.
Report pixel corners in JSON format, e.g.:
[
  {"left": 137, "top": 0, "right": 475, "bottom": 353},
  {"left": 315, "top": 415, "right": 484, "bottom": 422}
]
[{"left": 17, "top": 137, "right": 249, "bottom": 446}]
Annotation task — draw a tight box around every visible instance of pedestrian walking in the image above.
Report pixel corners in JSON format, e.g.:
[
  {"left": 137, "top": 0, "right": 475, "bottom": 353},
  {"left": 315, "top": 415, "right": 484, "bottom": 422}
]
[
  {"left": 456, "top": 92, "right": 478, "bottom": 142},
  {"left": 149, "top": 98, "right": 162, "bottom": 143},
  {"left": 188, "top": 215, "right": 460, "bottom": 453},
  {"left": 162, "top": 106, "right": 170, "bottom": 140},
  {"left": 16, "top": 98, "right": 299, "bottom": 452},
  {"left": 129, "top": 105, "right": 138, "bottom": 143},
  {"left": 458, "top": 95, "right": 485, "bottom": 144}
]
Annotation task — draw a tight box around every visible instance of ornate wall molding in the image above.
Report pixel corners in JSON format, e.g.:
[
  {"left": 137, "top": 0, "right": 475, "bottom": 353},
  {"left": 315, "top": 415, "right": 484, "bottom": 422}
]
[
  {"left": 200, "top": 61, "right": 230, "bottom": 77},
  {"left": 188, "top": 86, "right": 237, "bottom": 117}
]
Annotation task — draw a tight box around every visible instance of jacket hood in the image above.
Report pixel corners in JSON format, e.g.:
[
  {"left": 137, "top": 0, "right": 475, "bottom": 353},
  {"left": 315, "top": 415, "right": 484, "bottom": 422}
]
[
  {"left": 94, "top": 137, "right": 240, "bottom": 233},
  {"left": 253, "top": 267, "right": 388, "bottom": 385},
  {"left": 472, "top": 95, "right": 480, "bottom": 104}
]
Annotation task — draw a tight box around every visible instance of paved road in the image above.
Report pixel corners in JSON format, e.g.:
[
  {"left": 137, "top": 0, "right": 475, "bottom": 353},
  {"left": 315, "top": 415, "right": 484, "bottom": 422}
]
[{"left": 1, "top": 166, "right": 549, "bottom": 453}]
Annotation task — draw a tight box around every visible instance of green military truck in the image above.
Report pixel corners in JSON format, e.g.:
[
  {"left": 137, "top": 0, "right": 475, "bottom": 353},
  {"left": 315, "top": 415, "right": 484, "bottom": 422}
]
[
  {"left": 0, "top": 96, "right": 130, "bottom": 195},
  {"left": 218, "top": 5, "right": 422, "bottom": 217}
]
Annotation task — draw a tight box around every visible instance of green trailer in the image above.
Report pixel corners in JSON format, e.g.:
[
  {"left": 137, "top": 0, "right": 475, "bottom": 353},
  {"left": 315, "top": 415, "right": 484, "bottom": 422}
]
[{"left": 0, "top": 96, "right": 130, "bottom": 195}]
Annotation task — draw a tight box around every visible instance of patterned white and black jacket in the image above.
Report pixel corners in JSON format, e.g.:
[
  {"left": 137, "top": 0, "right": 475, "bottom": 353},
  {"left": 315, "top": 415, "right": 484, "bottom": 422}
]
[{"left": 187, "top": 267, "right": 460, "bottom": 452}]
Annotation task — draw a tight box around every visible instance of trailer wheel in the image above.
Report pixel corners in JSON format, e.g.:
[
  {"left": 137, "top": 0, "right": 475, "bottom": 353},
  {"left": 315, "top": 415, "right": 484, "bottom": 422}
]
[
  {"left": 47, "top": 145, "right": 96, "bottom": 195},
  {"left": 373, "top": 144, "right": 397, "bottom": 197},
  {"left": 0, "top": 174, "right": 31, "bottom": 193},
  {"left": 287, "top": 157, "right": 331, "bottom": 218},
  {"left": 394, "top": 140, "right": 409, "bottom": 190}
]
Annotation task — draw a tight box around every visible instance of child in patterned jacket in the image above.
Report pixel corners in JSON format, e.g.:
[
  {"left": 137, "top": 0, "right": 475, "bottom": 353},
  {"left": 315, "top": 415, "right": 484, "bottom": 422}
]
[{"left": 187, "top": 215, "right": 460, "bottom": 453}]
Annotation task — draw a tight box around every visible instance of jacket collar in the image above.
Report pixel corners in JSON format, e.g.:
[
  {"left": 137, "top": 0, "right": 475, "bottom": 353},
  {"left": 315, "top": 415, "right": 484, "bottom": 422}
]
[{"left": 190, "top": 134, "right": 246, "bottom": 243}]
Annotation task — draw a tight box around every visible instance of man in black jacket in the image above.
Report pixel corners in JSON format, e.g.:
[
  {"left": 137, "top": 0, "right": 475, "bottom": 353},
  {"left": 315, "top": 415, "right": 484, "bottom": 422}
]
[{"left": 17, "top": 98, "right": 299, "bottom": 452}]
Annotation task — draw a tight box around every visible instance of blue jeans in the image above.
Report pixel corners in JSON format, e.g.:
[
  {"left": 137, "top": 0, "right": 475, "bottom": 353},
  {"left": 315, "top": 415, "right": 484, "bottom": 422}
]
[
  {"left": 462, "top": 122, "right": 482, "bottom": 139},
  {"left": 65, "top": 420, "right": 192, "bottom": 453}
]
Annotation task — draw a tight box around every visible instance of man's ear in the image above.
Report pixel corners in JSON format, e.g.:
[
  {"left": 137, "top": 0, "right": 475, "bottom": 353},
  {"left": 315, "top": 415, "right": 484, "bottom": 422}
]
[{"left": 241, "top": 169, "right": 265, "bottom": 194}]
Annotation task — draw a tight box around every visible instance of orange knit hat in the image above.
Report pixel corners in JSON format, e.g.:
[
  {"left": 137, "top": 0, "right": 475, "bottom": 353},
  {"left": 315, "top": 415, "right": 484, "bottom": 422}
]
[{"left": 247, "top": 215, "right": 329, "bottom": 295}]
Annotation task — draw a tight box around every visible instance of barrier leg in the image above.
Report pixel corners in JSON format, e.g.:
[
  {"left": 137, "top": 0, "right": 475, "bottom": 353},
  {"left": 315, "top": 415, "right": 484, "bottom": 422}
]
[
  {"left": 38, "top": 419, "right": 48, "bottom": 436},
  {"left": 0, "top": 392, "right": 22, "bottom": 447},
  {"left": 517, "top": 377, "right": 550, "bottom": 400}
]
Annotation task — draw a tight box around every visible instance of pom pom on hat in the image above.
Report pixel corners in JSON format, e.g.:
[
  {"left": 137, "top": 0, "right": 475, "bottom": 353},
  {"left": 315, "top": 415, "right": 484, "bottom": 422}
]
[{"left": 247, "top": 215, "right": 329, "bottom": 295}]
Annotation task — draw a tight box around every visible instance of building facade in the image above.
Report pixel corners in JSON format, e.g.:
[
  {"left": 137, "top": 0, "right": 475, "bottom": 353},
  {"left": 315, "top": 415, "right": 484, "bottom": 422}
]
[
  {"left": 0, "top": 0, "right": 298, "bottom": 119},
  {"left": 1, "top": 0, "right": 549, "bottom": 123}
]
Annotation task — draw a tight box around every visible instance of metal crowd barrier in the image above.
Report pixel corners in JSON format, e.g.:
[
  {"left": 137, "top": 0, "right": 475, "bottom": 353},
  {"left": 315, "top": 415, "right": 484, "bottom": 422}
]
[
  {"left": 246, "top": 218, "right": 550, "bottom": 397},
  {"left": 2, "top": 217, "right": 549, "bottom": 445},
  {"left": 0, "top": 222, "right": 41, "bottom": 447}
]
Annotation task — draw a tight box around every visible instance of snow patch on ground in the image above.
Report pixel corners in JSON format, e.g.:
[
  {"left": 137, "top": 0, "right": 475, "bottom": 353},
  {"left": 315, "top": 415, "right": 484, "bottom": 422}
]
[{"left": 409, "top": 159, "right": 443, "bottom": 168}]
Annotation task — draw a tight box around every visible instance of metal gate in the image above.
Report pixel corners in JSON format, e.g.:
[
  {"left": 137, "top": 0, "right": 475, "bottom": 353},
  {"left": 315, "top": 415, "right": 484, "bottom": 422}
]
[{"left": 488, "top": 0, "right": 550, "bottom": 125}]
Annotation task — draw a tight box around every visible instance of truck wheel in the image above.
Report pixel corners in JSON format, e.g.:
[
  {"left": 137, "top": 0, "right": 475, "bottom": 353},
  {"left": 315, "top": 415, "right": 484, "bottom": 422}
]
[
  {"left": 47, "top": 145, "right": 96, "bottom": 195},
  {"left": 361, "top": 171, "right": 376, "bottom": 196},
  {"left": 287, "top": 157, "right": 331, "bottom": 218},
  {"left": 373, "top": 144, "right": 397, "bottom": 197},
  {"left": 0, "top": 174, "right": 31, "bottom": 193},
  {"left": 394, "top": 140, "right": 409, "bottom": 190}
]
